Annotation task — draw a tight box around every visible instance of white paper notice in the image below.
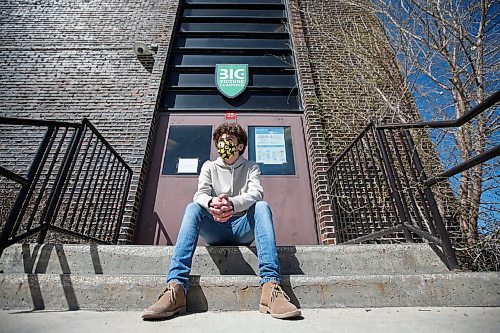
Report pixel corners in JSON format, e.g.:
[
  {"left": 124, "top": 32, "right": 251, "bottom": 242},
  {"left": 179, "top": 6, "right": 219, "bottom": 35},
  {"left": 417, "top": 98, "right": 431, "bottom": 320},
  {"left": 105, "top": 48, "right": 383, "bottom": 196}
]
[
  {"left": 255, "top": 127, "right": 287, "bottom": 164},
  {"left": 177, "top": 158, "right": 199, "bottom": 174}
]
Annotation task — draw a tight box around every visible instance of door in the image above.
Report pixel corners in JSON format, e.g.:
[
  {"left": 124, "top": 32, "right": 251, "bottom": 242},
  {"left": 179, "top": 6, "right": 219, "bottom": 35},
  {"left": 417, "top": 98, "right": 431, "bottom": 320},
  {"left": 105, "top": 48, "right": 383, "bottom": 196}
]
[{"left": 135, "top": 113, "right": 318, "bottom": 245}]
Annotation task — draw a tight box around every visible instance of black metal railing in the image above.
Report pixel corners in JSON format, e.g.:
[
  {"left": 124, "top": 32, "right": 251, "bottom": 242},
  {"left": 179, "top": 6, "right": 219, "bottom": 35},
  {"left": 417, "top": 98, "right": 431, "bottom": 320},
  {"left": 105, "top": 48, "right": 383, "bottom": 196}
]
[
  {"left": 326, "top": 90, "right": 500, "bottom": 270},
  {"left": 0, "top": 117, "right": 133, "bottom": 255}
]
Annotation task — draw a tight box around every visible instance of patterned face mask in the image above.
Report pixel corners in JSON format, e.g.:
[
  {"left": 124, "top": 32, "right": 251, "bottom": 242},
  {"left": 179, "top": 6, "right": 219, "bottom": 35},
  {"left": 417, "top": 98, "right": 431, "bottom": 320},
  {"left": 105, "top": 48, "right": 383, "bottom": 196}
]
[{"left": 217, "top": 139, "right": 238, "bottom": 159}]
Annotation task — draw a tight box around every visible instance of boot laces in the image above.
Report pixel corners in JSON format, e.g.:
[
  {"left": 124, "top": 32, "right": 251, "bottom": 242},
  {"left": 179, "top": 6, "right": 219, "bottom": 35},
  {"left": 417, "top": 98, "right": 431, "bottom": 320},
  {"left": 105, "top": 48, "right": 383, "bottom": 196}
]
[
  {"left": 158, "top": 284, "right": 177, "bottom": 304},
  {"left": 270, "top": 284, "right": 290, "bottom": 303}
]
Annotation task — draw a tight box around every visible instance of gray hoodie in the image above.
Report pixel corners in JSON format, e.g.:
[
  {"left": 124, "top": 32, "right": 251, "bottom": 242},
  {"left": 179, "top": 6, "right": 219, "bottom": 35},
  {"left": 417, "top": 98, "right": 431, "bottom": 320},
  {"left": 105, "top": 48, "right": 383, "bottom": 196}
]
[{"left": 193, "top": 156, "right": 264, "bottom": 214}]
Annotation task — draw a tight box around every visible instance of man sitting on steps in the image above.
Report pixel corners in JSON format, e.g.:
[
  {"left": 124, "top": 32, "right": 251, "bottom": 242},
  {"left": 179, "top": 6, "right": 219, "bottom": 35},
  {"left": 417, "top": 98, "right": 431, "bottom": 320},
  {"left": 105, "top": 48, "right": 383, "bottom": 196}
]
[{"left": 142, "top": 122, "right": 301, "bottom": 320}]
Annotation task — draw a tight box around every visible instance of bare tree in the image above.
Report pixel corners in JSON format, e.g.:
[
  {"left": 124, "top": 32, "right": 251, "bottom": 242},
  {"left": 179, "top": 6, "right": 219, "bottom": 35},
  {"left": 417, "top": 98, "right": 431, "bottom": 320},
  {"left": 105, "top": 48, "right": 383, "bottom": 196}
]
[{"left": 367, "top": 0, "right": 499, "bottom": 246}]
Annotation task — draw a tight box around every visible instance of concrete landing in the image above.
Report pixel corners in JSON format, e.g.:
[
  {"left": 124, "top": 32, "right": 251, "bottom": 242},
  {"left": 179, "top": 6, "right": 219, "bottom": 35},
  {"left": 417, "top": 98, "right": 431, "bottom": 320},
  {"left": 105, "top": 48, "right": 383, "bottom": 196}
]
[{"left": 1, "top": 308, "right": 499, "bottom": 333}]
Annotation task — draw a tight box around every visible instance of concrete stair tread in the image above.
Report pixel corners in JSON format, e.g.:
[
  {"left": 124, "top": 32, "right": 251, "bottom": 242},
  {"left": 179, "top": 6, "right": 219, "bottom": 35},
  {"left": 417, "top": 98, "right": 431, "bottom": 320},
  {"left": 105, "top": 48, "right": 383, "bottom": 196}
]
[
  {"left": 0, "top": 243, "right": 450, "bottom": 275},
  {"left": 1, "top": 271, "right": 499, "bottom": 310}
]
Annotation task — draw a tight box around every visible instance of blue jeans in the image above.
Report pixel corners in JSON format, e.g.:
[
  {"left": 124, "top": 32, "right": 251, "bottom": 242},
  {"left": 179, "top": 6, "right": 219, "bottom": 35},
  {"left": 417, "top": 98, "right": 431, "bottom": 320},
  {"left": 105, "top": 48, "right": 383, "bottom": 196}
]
[{"left": 166, "top": 201, "right": 280, "bottom": 292}]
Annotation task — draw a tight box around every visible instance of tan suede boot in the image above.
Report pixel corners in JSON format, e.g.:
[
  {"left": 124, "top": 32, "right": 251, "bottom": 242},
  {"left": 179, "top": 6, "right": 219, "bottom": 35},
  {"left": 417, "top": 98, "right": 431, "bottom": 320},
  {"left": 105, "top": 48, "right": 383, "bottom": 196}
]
[
  {"left": 142, "top": 282, "right": 187, "bottom": 319},
  {"left": 259, "top": 282, "right": 301, "bottom": 319}
]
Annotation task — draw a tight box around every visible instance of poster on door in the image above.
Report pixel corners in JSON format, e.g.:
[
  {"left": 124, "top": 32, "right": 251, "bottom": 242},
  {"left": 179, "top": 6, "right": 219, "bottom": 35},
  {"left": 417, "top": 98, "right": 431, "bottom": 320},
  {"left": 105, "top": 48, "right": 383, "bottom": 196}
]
[{"left": 255, "top": 127, "right": 286, "bottom": 164}]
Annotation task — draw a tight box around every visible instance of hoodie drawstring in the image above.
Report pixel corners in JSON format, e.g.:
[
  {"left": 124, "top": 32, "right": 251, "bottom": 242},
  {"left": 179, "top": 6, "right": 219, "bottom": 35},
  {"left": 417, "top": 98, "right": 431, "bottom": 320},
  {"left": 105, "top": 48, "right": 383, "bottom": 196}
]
[{"left": 230, "top": 165, "right": 234, "bottom": 196}]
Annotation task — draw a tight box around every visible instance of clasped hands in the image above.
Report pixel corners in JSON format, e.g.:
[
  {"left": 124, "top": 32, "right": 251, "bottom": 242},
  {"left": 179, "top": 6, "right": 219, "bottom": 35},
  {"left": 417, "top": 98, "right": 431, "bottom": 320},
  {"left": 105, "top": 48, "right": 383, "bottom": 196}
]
[{"left": 209, "top": 194, "right": 234, "bottom": 223}]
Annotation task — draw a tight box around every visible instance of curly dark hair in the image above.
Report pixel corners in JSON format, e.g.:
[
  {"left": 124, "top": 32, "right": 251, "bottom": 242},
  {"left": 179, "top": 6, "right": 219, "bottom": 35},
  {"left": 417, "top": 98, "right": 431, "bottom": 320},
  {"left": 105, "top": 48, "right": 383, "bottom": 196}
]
[{"left": 213, "top": 123, "right": 248, "bottom": 155}]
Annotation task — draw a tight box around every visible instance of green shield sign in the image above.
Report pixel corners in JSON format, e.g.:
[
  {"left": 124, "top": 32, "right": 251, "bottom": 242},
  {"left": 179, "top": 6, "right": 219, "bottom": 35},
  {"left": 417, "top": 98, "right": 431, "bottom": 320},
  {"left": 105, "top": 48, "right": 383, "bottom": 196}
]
[{"left": 216, "top": 64, "right": 248, "bottom": 98}]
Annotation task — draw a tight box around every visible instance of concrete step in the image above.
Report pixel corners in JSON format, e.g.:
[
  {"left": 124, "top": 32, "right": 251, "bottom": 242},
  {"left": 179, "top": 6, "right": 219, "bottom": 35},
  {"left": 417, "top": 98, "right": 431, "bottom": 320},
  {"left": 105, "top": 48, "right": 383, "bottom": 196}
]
[
  {"left": 0, "top": 243, "right": 449, "bottom": 275},
  {"left": 1, "top": 272, "right": 499, "bottom": 311}
]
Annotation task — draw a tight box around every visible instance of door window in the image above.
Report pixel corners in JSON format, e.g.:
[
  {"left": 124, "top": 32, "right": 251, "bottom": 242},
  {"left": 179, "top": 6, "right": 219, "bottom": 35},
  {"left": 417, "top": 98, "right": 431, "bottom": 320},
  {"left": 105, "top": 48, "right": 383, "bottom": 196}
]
[
  {"left": 248, "top": 126, "right": 295, "bottom": 175},
  {"left": 162, "top": 125, "right": 212, "bottom": 175}
]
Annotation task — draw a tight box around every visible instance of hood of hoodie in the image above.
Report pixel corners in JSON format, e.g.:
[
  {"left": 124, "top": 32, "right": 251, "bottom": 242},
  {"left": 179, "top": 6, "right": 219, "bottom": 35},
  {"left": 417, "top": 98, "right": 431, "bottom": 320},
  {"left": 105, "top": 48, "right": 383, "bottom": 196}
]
[{"left": 214, "top": 156, "right": 245, "bottom": 169}]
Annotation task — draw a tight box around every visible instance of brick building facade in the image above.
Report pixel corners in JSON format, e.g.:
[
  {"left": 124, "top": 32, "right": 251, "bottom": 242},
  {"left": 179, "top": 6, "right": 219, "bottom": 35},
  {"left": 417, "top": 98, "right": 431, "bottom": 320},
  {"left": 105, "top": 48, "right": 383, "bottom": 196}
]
[{"left": 0, "top": 0, "right": 435, "bottom": 245}]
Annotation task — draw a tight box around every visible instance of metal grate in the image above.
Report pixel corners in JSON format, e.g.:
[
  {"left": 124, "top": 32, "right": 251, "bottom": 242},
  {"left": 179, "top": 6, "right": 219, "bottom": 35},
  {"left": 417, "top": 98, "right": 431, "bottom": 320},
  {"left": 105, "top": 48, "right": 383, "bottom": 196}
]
[{"left": 160, "top": 0, "right": 301, "bottom": 112}]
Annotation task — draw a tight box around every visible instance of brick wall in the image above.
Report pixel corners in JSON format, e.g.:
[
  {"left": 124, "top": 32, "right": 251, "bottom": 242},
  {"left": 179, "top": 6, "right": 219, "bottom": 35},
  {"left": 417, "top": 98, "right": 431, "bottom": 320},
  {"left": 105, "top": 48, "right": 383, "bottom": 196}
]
[
  {"left": 290, "top": 0, "right": 418, "bottom": 154},
  {"left": 0, "top": 0, "right": 179, "bottom": 243}
]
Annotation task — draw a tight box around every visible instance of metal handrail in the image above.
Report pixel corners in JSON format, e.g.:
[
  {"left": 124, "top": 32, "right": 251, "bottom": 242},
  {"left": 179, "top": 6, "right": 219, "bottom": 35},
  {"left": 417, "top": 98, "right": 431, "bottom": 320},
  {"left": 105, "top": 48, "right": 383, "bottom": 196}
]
[
  {"left": 82, "top": 119, "right": 133, "bottom": 175},
  {"left": 424, "top": 145, "right": 500, "bottom": 187},
  {"left": 0, "top": 117, "right": 133, "bottom": 254},
  {"left": 0, "top": 116, "right": 80, "bottom": 128},
  {"left": 375, "top": 90, "right": 500, "bottom": 189},
  {"left": 327, "top": 122, "right": 373, "bottom": 172},
  {"left": 376, "top": 90, "right": 500, "bottom": 130},
  {"left": 326, "top": 90, "right": 499, "bottom": 270},
  {"left": 329, "top": 90, "right": 500, "bottom": 173}
]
